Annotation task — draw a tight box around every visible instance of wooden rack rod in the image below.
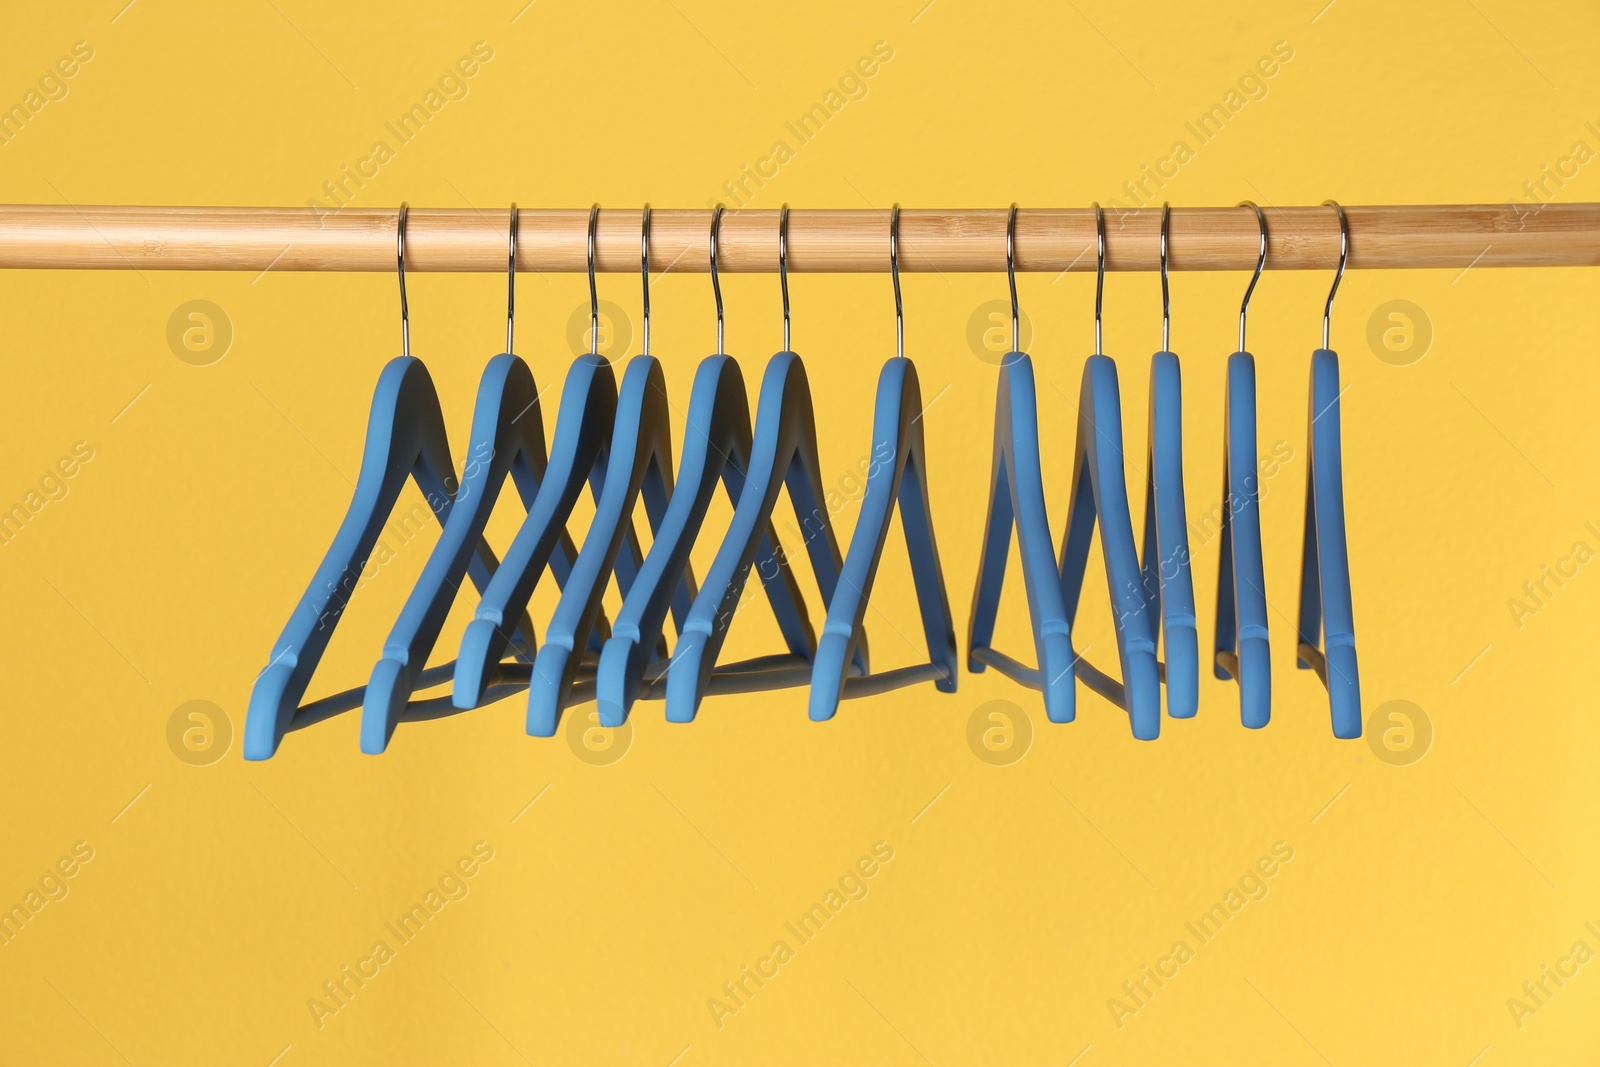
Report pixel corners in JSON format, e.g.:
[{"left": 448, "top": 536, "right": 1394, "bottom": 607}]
[{"left": 0, "top": 204, "right": 1595, "bottom": 273}]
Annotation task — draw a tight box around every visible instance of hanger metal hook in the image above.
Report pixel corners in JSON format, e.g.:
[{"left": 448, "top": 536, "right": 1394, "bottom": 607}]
[
  {"left": 779, "top": 204, "right": 791, "bottom": 352},
  {"left": 1092, "top": 202, "right": 1106, "bottom": 357},
  {"left": 890, "top": 204, "right": 904, "bottom": 360},
  {"left": 1321, "top": 199, "right": 1348, "bottom": 351},
  {"left": 1006, "top": 203, "right": 1019, "bottom": 352},
  {"left": 641, "top": 203, "right": 652, "bottom": 357},
  {"left": 1159, "top": 202, "right": 1171, "bottom": 353},
  {"left": 506, "top": 203, "right": 517, "bottom": 355},
  {"left": 587, "top": 204, "right": 600, "bottom": 357},
  {"left": 1237, "top": 200, "right": 1267, "bottom": 352},
  {"left": 710, "top": 204, "right": 725, "bottom": 355},
  {"left": 397, "top": 203, "right": 410, "bottom": 357}
]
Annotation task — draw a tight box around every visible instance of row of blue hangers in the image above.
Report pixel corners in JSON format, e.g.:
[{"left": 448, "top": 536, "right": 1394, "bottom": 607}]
[{"left": 243, "top": 201, "right": 1360, "bottom": 760}]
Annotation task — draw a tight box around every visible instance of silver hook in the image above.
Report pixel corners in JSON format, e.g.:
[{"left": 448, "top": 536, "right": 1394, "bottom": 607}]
[
  {"left": 587, "top": 204, "right": 600, "bottom": 357},
  {"left": 1237, "top": 201, "right": 1267, "bottom": 352},
  {"left": 641, "top": 204, "right": 652, "bottom": 357},
  {"left": 506, "top": 203, "right": 517, "bottom": 355},
  {"left": 710, "top": 204, "right": 725, "bottom": 355},
  {"left": 779, "top": 204, "right": 791, "bottom": 352},
  {"left": 397, "top": 203, "right": 410, "bottom": 357},
  {"left": 1159, "top": 202, "right": 1171, "bottom": 353},
  {"left": 1006, "top": 203, "right": 1019, "bottom": 352},
  {"left": 890, "top": 204, "right": 904, "bottom": 360},
  {"left": 1321, "top": 199, "right": 1348, "bottom": 351},
  {"left": 1092, "top": 202, "right": 1106, "bottom": 357}
]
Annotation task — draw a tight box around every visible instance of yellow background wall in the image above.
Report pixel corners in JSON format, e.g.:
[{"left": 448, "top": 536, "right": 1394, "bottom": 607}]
[{"left": 2, "top": 1, "right": 1598, "bottom": 1063}]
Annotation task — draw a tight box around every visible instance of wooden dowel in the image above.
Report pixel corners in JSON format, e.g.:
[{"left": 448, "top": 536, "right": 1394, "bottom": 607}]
[{"left": 0, "top": 204, "right": 1594, "bottom": 273}]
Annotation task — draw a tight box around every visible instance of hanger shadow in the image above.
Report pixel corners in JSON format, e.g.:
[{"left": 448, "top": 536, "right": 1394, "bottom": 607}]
[{"left": 283, "top": 649, "right": 920, "bottom": 741}]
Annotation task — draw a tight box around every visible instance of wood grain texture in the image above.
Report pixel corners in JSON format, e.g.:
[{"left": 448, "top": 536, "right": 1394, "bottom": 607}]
[{"left": 0, "top": 204, "right": 1594, "bottom": 272}]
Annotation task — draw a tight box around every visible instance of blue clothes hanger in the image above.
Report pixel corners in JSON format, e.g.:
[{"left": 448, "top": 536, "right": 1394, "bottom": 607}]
[
  {"left": 526, "top": 206, "right": 699, "bottom": 736},
  {"left": 968, "top": 205, "right": 1078, "bottom": 725},
  {"left": 1214, "top": 202, "right": 1272, "bottom": 729},
  {"left": 245, "top": 206, "right": 529, "bottom": 760},
  {"left": 246, "top": 357, "right": 471, "bottom": 760},
  {"left": 1297, "top": 201, "right": 1361, "bottom": 738},
  {"left": 662, "top": 212, "right": 866, "bottom": 723},
  {"left": 1062, "top": 204, "right": 1203, "bottom": 729},
  {"left": 360, "top": 207, "right": 583, "bottom": 753},
  {"left": 594, "top": 206, "right": 816, "bottom": 727},
  {"left": 810, "top": 204, "right": 957, "bottom": 721},
  {"left": 661, "top": 355, "right": 859, "bottom": 722},
  {"left": 1056, "top": 205, "right": 1162, "bottom": 740},
  {"left": 1138, "top": 204, "right": 1200, "bottom": 719},
  {"left": 451, "top": 206, "right": 647, "bottom": 713}
]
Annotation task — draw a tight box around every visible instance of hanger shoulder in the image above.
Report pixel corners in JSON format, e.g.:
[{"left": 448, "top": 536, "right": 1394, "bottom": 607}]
[
  {"left": 662, "top": 351, "right": 841, "bottom": 723},
  {"left": 593, "top": 354, "right": 736, "bottom": 722},
  {"left": 810, "top": 356, "right": 958, "bottom": 721},
  {"left": 966, "top": 353, "right": 1077, "bottom": 723},
  {"left": 1056, "top": 354, "right": 1162, "bottom": 739},
  {"left": 596, "top": 355, "right": 822, "bottom": 725},
  {"left": 778, "top": 356, "right": 858, "bottom": 664},
  {"left": 245, "top": 356, "right": 458, "bottom": 760},
  {"left": 1214, "top": 350, "right": 1271, "bottom": 728},
  {"left": 527, "top": 355, "right": 679, "bottom": 736},
  {"left": 1298, "top": 348, "right": 1361, "bottom": 738},
  {"left": 452, "top": 355, "right": 618, "bottom": 711},
  {"left": 360, "top": 353, "right": 558, "bottom": 754},
  {"left": 1144, "top": 350, "right": 1199, "bottom": 719}
]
